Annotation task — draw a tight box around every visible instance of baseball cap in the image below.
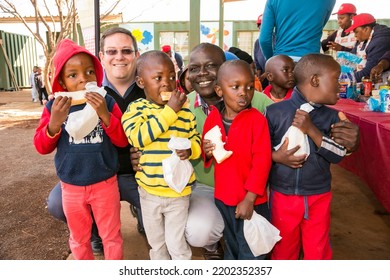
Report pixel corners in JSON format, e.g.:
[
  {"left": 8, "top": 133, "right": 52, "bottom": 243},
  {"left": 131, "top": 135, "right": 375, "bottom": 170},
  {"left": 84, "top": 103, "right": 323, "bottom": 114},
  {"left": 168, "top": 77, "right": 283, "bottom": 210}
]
[
  {"left": 256, "top": 14, "right": 263, "bottom": 25},
  {"left": 228, "top": 47, "right": 254, "bottom": 64},
  {"left": 332, "top": 3, "right": 357, "bottom": 15},
  {"left": 224, "top": 51, "right": 239, "bottom": 61},
  {"left": 345, "top": 13, "right": 376, "bottom": 33},
  {"left": 161, "top": 45, "right": 171, "bottom": 53}
]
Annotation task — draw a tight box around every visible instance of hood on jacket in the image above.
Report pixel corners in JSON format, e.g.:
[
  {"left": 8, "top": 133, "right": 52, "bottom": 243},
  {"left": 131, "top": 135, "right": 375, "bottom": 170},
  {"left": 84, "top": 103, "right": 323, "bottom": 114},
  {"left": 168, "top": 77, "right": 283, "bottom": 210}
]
[{"left": 51, "top": 39, "right": 103, "bottom": 93}]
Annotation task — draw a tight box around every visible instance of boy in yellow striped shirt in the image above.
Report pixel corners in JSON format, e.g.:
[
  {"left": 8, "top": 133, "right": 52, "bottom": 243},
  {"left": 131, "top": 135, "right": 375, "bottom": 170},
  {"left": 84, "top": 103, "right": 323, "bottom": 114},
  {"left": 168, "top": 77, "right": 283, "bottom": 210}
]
[{"left": 122, "top": 50, "right": 201, "bottom": 260}]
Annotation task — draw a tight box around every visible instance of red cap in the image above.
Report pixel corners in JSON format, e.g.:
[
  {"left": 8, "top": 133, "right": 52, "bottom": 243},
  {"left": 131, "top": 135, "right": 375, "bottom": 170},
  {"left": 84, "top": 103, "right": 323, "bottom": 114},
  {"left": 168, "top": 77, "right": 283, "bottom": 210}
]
[
  {"left": 345, "top": 13, "right": 376, "bottom": 33},
  {"left": 332, "top": 3, "right": 357, "bottom": 15},
  {"left": 161, "top": 45, "right": 171, "bottom": 53},
  {"left": 256, "top": 14, "right": 263, "bottom": 25}
]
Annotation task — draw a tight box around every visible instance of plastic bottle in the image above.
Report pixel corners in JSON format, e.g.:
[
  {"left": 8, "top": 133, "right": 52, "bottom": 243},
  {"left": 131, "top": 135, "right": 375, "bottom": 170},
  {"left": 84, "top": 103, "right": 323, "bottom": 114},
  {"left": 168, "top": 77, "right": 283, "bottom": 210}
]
[{"left": 339, "top": 66, "right": 356, "bottom": 99}]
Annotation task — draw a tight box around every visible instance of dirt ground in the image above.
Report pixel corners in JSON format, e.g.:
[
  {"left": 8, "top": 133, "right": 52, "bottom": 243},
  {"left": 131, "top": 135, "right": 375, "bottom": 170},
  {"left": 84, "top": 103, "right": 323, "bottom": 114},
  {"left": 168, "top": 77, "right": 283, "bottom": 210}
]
[{"left": 1, "top": 90, "right": 390, "bottom": 260}]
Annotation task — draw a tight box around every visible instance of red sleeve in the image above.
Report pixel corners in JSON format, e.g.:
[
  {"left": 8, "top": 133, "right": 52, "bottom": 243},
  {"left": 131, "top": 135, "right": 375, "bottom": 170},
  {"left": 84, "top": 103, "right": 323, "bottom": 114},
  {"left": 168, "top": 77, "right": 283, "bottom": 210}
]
[
  {"left": 101, "top": 103, "right": 128, "bottom": 148},
  {"left": 33, "top": 107, "right": 60, "bottom": 155},
  {"left": 244, "top": 113, "right": 272, "bottom": 197}
]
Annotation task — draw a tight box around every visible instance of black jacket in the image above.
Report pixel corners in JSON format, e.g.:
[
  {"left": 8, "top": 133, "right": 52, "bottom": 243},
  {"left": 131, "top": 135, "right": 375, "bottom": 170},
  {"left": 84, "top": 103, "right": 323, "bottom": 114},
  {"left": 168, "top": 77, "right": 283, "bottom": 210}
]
[
  {"left": 105, "top": 83, "right": 145, "bottom": 175},
  {"left": 265, "top": 88, "right": 346, "bottom": 195}
]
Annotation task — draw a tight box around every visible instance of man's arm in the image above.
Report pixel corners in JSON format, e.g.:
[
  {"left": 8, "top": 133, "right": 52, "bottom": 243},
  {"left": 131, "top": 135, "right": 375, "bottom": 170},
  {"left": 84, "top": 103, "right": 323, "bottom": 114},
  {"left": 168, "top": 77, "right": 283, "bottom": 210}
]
[
  {"left": 259, "top": 1, "right": 276, "bottom": 60},
  {"left": 370, "top": 51, "right": 390, "bottom": 83},
  {"left": 331, "top": 112, "right": 360, "bottom": 153}
]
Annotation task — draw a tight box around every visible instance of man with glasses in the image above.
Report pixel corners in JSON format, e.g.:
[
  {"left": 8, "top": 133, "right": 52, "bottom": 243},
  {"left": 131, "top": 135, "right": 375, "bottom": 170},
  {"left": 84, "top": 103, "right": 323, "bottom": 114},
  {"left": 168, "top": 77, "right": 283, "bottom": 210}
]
[{"left": 46, "top": 27, "right": 146, "bottom": 256}]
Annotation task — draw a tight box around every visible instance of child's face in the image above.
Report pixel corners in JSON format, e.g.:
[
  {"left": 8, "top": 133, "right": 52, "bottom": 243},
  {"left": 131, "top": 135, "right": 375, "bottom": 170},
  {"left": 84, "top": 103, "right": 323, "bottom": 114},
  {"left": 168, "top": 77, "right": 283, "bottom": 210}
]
[
  {"left": 59, "top": 53, "right": 96, "bottom": 92},
  {"left": 180, "top": 68, "right": 193, "bottom": 94},
  {"left": 268, "top": 57, "right": 295, "bottom": 90},
  {"left": 188, "top": 46, "right": 224, "bottom": 99},
  {"left": 137, "top": 56, "right": 176, "bottom": 105},
  {"left": 312, "top": 63, "right": 341, "bottom": 105},
  {"left": 215, "top": 63, "right": 255, "bottom": 118}
]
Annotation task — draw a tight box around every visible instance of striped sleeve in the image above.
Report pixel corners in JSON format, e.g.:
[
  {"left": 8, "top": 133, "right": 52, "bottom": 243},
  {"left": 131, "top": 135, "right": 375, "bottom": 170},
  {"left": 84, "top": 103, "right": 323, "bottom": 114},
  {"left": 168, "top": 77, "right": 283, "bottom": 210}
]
[
  {"left": 121, "top": 99, "right": 178, "bottom": 148},
  {"left": 317, "top": 136, "right": 347, "bottom": 164}
]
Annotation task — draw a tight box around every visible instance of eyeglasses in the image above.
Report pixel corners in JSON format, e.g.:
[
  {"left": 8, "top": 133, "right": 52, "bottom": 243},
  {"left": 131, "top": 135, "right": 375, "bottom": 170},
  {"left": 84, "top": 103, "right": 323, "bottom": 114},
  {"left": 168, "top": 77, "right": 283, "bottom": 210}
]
[{"left": 104, "top": 49, "right": 135, "bottom": 56}]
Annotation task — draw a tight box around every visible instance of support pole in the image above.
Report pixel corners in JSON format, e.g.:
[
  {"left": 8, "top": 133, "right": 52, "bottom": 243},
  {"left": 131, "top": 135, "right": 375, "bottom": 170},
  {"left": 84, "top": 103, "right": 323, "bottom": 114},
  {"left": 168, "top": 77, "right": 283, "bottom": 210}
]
[
  {"left": 94, "top": 0, "right": 100, "bottom": 57},
  {"left": 189, "top": 0, "right": 201, "bottom": 52},
  {"left": 219, "top": 0, "right": 224, "bottom": 49}
]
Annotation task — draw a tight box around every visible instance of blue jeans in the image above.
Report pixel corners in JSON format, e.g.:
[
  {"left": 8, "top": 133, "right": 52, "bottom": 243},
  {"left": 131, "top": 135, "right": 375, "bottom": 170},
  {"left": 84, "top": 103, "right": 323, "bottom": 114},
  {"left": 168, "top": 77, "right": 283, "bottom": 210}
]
[
  {"left": 215, "top": 199, "right": 270, "bottom": 260},
  {"left": 47, "top": 173, "right": 143, "bottom": 238}
]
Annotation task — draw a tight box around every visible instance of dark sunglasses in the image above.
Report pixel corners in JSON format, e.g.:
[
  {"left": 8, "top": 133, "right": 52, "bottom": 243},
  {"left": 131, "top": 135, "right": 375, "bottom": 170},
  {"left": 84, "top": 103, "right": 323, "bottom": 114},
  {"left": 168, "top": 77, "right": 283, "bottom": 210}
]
[{"left": 104, "top": 49, "right": 135, "bottom": 56}]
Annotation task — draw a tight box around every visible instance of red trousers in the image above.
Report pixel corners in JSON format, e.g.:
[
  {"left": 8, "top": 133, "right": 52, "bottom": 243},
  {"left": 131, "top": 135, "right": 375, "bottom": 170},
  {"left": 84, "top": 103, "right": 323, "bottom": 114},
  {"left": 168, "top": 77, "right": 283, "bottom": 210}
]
[
  {"left": 62, "top": 176, "right": 123, "bottom": 260},
  {"left": 270, "top": 190, "right": 332, "bottom": 260}
]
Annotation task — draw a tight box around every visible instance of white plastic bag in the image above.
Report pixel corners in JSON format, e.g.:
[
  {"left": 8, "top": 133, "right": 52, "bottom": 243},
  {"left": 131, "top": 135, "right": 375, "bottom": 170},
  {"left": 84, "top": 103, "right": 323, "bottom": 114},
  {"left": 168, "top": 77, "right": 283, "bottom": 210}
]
[
  {"left": 274, "top": 103, "right": 314, "bottom": 157},
  {"left": 203, "top": 125, "right": 232, "bottom": 163},
  {"left": 244, "top": 212, "right": 282, "bottom": 256},
  {"left": 162, "top": 136, "right": 194, "bottom": 193},
  {"left": 64, "top": 82, "right": 106, "bottom": 140}
]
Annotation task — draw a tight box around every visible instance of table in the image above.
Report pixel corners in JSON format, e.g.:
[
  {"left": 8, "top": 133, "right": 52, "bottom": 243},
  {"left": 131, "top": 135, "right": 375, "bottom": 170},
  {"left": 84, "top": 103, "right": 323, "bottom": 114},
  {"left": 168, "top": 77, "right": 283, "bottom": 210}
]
[{"left": 330, "top": 98, "right": 390, "bottom": 212}]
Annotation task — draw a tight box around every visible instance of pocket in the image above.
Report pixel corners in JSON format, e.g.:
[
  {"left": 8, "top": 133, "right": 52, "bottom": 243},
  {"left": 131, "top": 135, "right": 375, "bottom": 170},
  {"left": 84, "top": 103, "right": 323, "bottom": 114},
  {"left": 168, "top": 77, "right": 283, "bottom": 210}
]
[{"left": 138, "top": 186, "right": 147, "bottom": 199}]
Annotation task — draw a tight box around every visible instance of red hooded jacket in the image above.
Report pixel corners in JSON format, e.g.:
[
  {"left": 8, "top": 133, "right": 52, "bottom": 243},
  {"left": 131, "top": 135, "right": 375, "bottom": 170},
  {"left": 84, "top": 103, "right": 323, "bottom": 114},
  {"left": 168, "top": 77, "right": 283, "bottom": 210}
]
[{"left": 33, "top": 39, "right": 128, "bottom": 185}]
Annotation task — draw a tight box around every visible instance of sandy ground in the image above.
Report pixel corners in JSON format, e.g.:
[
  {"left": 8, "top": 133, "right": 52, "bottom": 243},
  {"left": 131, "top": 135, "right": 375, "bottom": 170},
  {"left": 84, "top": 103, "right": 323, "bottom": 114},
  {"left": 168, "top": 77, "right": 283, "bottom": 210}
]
[{"left": 0, "top": 90, "right": 389, "bottom": 260}]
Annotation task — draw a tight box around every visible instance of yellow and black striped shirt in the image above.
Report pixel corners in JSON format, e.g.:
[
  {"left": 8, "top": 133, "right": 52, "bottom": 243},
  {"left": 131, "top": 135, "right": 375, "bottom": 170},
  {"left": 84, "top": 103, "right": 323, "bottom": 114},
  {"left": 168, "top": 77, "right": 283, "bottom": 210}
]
[{"left": 122, "top": 98, "right": 201, "bottom": 197}]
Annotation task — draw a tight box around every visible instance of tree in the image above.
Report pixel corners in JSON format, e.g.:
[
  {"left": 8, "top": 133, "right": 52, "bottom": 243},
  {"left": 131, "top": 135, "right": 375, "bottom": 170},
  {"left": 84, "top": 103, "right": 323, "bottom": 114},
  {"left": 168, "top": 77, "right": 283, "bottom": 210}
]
[
  {"left": 0, "top": 0, "right": 122, "bottom": 93},
  {"left": 0, "top": 0, "right": 78, "bottom": 93}
]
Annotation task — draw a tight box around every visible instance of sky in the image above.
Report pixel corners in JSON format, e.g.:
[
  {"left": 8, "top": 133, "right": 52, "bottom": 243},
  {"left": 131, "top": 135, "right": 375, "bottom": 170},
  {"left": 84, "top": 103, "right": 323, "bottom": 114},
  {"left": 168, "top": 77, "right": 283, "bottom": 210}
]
[
  {"left": 1, "top": 0, "right": 387, "bottom": 22},
  {"left": 118, "top": 0, "right": 388, "bottom": 22}
]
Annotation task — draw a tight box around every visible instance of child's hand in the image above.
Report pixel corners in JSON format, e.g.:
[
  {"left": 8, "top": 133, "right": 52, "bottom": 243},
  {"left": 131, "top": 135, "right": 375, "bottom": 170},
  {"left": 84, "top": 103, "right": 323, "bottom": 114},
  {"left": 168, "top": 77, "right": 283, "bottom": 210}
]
[
  {"left": 293, "top": 109, "right": 323, "bottom": 148},
  {"left": 202, "top": 139, "right": 215, "bottom": 159},
  {"left": 167, "top": 90, "right": 188, "bottom": 113},
  {"left": 85, "top": 92, "right": 110, "bottom": 126},
  {"left": 48, "top": 96, "right": 71, "bottom": 136},
  {"left": 273, "top": 137, "right": 307, "bottom": 168},
  {"left": 235, "top": 191, "right": 257, "bottom": 220},
  {"left": 292, "top": 109, "right": 314, "bottom": 134},
  {"left": 130, "top": 147, "right": 142, "bottom": 172},
  {"left": 235, "top": 198, "right": 255, "bottom": 220},
  {"left": 176, "top": 148, "right": 191, "bottom": 160}
]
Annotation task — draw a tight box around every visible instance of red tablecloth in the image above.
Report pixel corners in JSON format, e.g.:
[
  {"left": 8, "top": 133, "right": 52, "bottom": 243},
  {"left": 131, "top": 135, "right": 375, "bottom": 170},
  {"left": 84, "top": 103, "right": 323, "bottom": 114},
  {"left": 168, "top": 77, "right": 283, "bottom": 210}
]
[{"left": 330, "top": 98, "right": 390, "bottom": 212}]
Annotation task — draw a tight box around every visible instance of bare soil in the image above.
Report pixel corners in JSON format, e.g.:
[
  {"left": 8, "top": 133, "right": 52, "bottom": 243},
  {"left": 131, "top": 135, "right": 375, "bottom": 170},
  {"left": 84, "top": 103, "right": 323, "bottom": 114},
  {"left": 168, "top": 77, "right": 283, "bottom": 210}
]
[
  {"left": 0, "top": 91, "right": 70, "bottom": 260},
  {"left": 0, "top": 90, "right": 389, "bottom": 260}
]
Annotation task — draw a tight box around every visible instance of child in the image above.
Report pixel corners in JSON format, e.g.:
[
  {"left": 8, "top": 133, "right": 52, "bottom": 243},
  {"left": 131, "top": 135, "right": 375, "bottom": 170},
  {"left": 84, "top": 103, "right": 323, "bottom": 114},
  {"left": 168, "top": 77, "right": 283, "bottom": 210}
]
[
  {"left": 263, "top": 54, "right": 295, "bottom": 102},
  {"left": 121, "top": 50, "right": 201, "bottom": 260},
  {"left": 265, "top": 53, "right": 347, "bottom": 260},
  {"left": 178, "top": 66, "right": 193, "bottom": 94},
  {"left": 202, "top": 60, "right": 272, "bottom": 259},
  {"left": 33, "top": 39, "right": 128, "bottom": 260}
]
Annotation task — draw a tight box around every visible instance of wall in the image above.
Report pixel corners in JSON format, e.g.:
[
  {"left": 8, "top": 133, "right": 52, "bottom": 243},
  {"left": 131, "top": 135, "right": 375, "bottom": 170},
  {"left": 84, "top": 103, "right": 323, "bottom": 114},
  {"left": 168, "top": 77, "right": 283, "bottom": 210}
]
[{"left": 0, "top": 30, "right": 37, "bottom": 90}]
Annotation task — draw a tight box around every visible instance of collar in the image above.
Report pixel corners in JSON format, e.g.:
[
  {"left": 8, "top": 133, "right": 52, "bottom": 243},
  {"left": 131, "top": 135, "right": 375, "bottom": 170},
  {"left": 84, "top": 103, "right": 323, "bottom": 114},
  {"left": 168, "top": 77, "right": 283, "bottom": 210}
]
[
  {"left": 292, "top": 87, "right": 323, "bottom": 109},
  {"left": 213, "top": 99, "right": 252, "bottom": 114},
  {"left": 263, "top": 85, "right": 293, "bottom": 102},
  {"left": 102, "top": 72, "right": 136, "bottom": 99},
  {"left": 194, "top": 92, "right": 222, "bottom": 116}
]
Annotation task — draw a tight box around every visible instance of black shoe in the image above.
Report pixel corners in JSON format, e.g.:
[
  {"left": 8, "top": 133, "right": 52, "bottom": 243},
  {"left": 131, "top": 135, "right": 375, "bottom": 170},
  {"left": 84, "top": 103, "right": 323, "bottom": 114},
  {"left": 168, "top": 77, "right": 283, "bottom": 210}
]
[
  {"left": 130, "top": 204, "right": 145, "bottom": 235},
  {"left": 203, "top": 242, "right": 224, "bottom": 260},
  {"left": 130, "top": 204, "right": 137, "bottom": 218},
  {"left": 91, "top": 237, "right": 104, "bottom": 256}
]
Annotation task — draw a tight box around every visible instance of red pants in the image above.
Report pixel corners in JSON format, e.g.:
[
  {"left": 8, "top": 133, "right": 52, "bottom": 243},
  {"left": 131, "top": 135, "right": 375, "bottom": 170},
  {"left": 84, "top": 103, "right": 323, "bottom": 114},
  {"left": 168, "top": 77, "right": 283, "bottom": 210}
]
[
  {"left": 270, "top": 190, "right": 332, "bottom": 260},
  {"left": 62, "top": 176, "right": 123, "bottom": 260}
]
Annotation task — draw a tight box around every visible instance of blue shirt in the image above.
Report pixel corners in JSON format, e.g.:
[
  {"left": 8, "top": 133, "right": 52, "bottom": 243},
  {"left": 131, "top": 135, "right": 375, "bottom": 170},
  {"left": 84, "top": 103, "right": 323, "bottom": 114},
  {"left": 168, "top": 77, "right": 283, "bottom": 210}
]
[{"left": 259, "top": 0, "right": 335, "bottom": 60}]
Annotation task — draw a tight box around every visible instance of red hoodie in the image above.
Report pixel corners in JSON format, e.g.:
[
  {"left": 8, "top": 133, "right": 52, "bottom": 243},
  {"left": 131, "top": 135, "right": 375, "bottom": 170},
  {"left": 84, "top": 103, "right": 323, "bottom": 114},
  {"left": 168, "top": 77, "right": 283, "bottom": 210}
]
[
  {"left": 51, "top": 39, "right": 104, "bottom": 93},
  {"left": 33, "top": 39, "right": 128, "bottom": 185}
]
